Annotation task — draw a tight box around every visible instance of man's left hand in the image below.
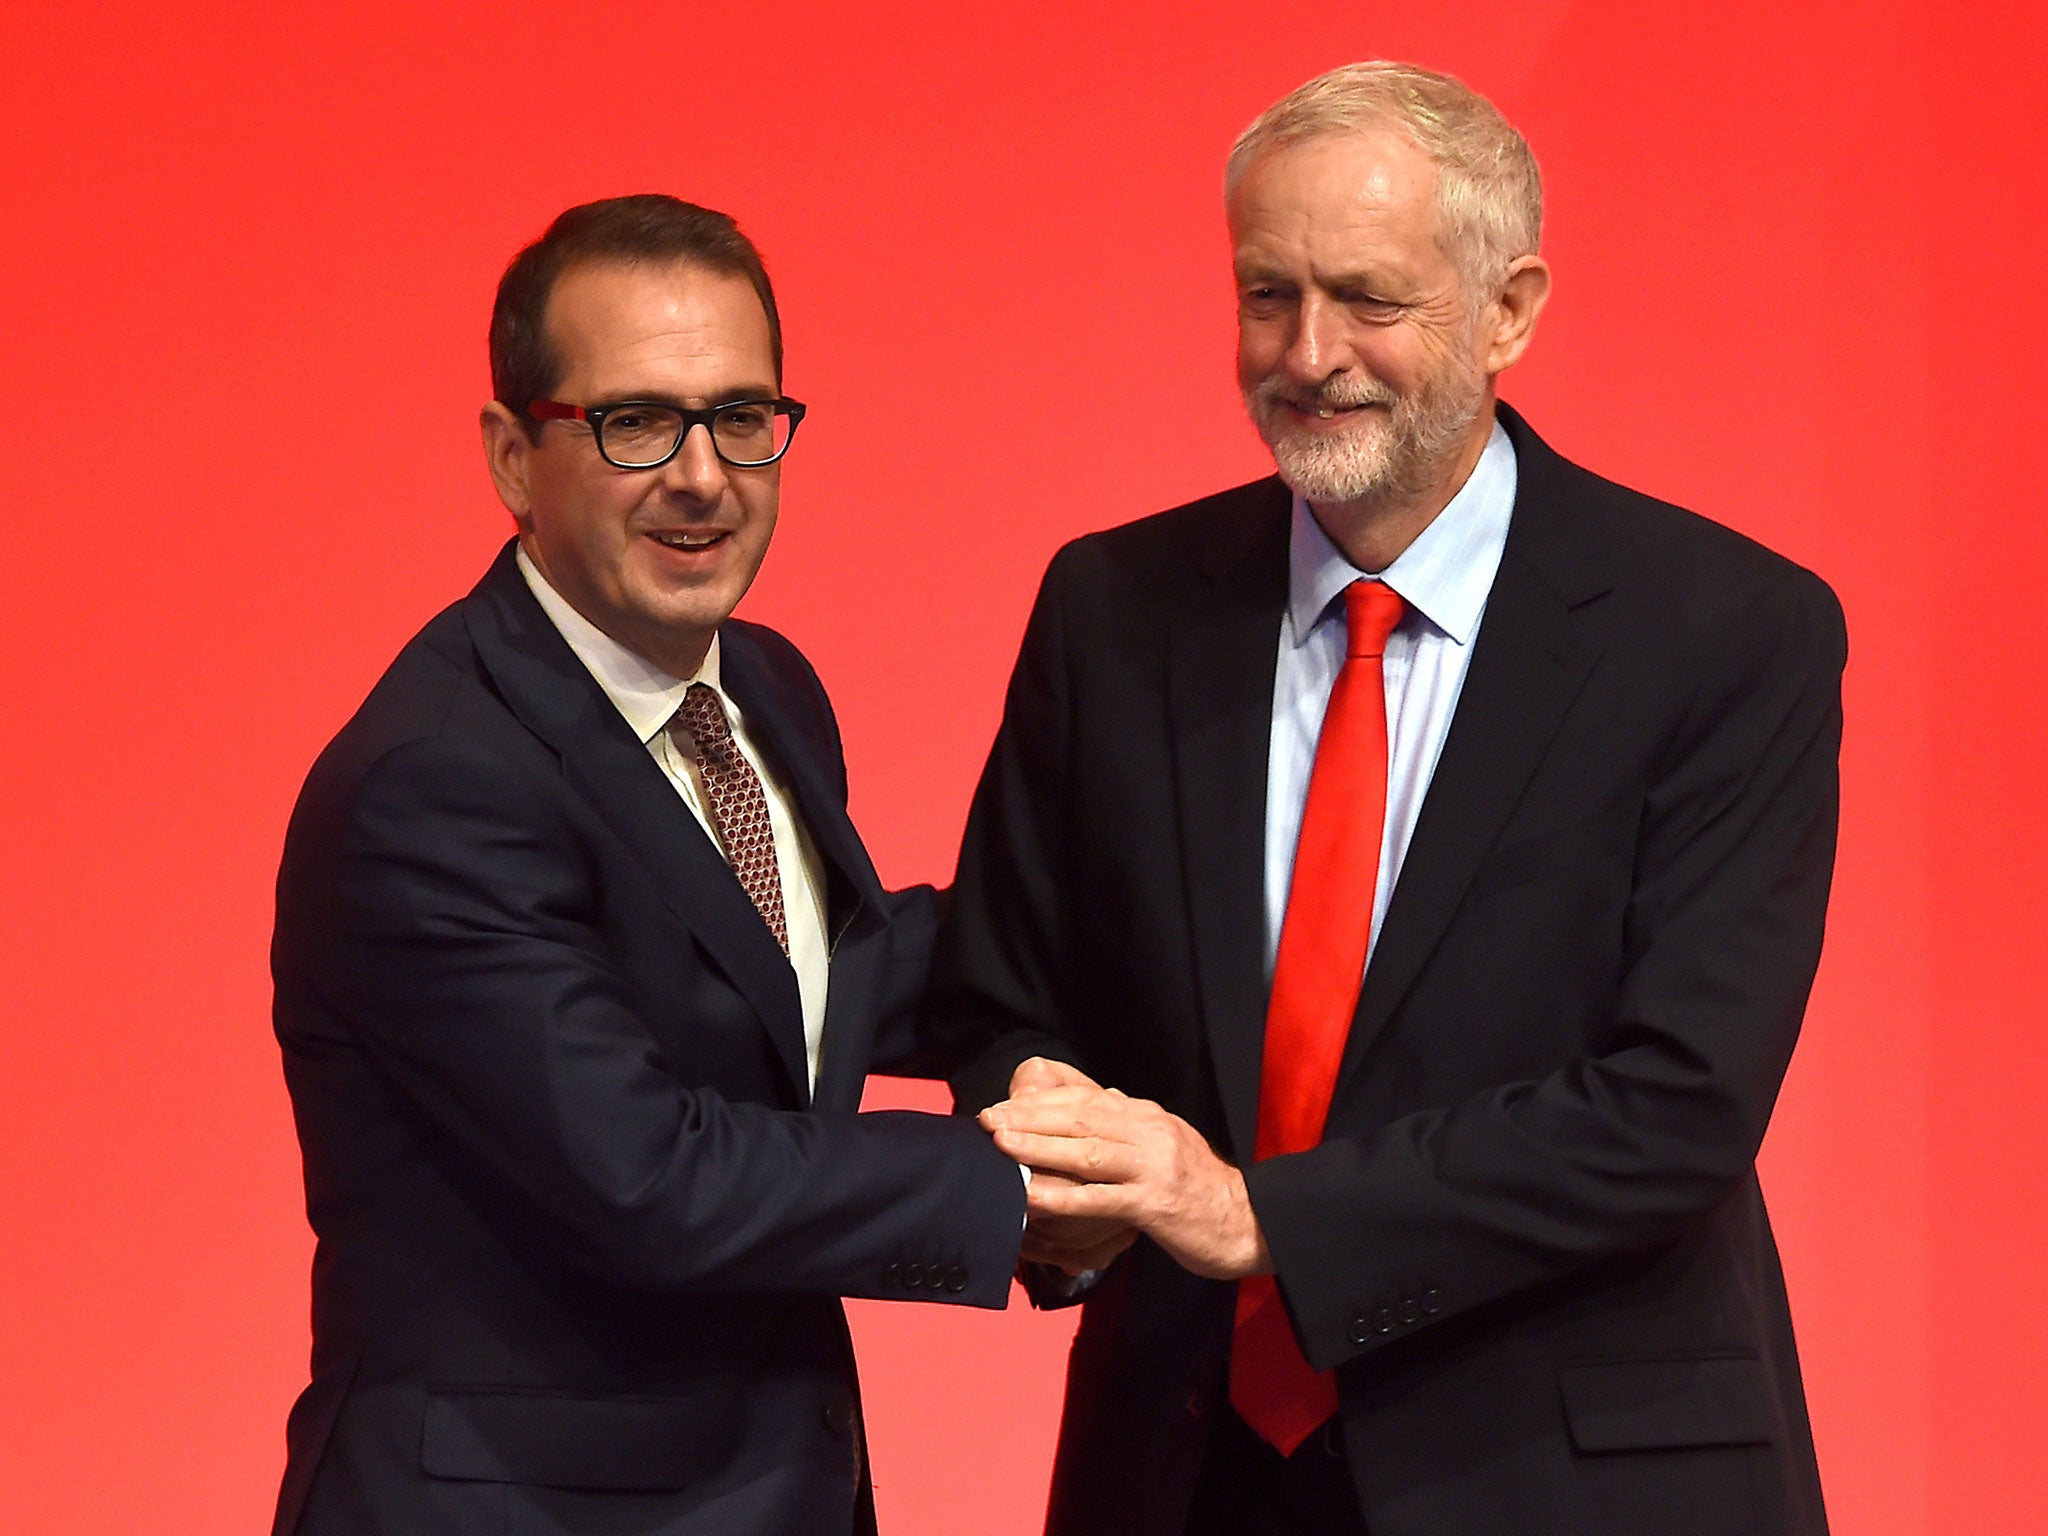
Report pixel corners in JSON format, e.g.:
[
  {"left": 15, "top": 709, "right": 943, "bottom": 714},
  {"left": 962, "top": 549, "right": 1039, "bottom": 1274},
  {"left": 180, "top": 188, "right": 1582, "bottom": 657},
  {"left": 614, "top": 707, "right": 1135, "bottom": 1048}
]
[{"left": 980, "top": 1087, "right": 1272, "bottom": 1281}]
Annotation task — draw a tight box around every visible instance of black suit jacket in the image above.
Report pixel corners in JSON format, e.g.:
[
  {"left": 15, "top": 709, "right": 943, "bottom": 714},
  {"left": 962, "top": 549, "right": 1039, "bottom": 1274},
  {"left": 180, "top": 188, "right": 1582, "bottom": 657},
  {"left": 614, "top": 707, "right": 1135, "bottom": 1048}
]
[
  {"left": 272, "top": 543, "right": 1025, "bottom": 1536},
  {"left": 930, "top": 406, "right": 1842, "bottom": 1536}
]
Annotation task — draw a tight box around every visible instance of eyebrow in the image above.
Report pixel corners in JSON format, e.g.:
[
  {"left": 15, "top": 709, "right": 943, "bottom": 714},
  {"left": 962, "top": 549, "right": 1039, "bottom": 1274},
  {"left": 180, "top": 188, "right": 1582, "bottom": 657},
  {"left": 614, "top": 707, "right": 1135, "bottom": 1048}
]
[
  {"left": 589, "top": 386, "right": 781, "bottom": 410},
  {"left": 1234, "top": 262, "right": 1410, "bottom": 298},
  {"left": 1321, "top": 272, "right": 1408, "bottom": 297}
]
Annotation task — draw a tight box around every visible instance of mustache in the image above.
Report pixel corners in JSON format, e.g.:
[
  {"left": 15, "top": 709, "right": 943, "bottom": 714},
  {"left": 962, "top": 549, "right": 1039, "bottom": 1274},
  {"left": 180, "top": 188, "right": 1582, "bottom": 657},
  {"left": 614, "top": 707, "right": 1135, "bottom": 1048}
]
[{"left": 1248, "top": 375, "right": 1400, "bottom": 415}]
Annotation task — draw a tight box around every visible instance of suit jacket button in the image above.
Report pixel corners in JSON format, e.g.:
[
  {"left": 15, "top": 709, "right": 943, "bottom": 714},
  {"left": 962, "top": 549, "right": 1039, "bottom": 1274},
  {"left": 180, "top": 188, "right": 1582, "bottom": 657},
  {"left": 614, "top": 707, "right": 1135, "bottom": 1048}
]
[
  {"left": 883, "top": 1263, "right": 904, "bottom": 1287},
  {"left": 1374, "top": 1306, "right": 1395, "bottom": 1336},
  {"left": 903, "top": 1263, "right": 926, "bottom": 1287},
  {"left": 1398, "top": 1297, "right": 1421, "bottom": 1325},
  {"left": 1347, "top": 1316, "right": 1372, "bottom": 1346},
  {"left": 823, "top": 1402, "right": 856, "bottom": 1435},
  {"left": 1421, "top": 1287, "right": 1442, "bottom": 1315},
  {"left": 943, "top": 1265, "right": 968, "bottom": 1292}
]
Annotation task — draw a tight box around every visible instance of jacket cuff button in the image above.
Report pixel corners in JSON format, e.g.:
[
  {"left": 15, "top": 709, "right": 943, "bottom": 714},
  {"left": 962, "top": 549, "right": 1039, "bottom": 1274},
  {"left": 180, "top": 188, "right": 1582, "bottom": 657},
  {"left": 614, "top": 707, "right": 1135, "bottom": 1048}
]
[{"left": 943, "top": 1265, "right": 969, "bottom": 1292}]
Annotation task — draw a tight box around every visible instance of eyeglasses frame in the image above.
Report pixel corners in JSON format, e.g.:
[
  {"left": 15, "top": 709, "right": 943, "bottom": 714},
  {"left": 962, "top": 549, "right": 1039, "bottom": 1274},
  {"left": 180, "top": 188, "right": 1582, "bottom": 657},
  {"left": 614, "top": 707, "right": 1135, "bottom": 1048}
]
[{"left": 525, "top": 396, "right": 807, "bottom": 469}]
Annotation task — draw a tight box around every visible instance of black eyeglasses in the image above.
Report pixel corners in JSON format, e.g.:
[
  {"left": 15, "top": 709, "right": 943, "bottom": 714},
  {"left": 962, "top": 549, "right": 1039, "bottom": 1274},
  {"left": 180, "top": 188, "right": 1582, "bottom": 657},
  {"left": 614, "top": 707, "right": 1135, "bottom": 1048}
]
[{"left": 527, "top": 397, "right": 807, "bottom": 469}]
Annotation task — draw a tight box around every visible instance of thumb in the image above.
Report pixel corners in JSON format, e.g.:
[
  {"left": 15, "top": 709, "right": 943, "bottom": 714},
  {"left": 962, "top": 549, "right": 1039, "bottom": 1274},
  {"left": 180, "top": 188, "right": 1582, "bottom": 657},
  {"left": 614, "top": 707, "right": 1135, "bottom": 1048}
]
[{"left": 1010, "top": 1055, "right": 1098, "bottom": 1095}]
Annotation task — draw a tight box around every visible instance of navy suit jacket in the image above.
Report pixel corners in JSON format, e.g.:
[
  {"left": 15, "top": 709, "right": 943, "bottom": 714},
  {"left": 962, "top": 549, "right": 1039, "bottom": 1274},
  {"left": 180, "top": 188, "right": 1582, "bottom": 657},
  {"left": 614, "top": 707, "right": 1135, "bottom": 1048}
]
[
  {"left": 930, "top": 406, "right": 1842, "bottom": 1536},
  {"left": 272, "top": 543, "right": 1024, "bottom": 1536}
]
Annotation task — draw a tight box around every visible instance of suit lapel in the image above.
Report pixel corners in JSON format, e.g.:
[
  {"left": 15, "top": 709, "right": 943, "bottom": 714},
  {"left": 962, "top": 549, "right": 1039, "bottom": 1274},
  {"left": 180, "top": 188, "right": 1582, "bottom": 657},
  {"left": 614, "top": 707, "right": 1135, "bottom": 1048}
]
[
  {"left": 1333, "top": 409, "right": 1611, "bottom": 1097},
  {"left": 1169, "top": 481, "right": 1291, "bottom": 1163},
  {"left": 460, "top": 546, "right": 812, "bottom": 1104}
]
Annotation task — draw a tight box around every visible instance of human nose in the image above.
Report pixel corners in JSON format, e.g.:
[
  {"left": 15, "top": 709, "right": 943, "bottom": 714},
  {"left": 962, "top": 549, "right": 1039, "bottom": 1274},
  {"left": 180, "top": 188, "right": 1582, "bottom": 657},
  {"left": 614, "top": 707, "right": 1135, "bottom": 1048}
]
[
  {"left": 1280, "top": 294, "right": 1355, "bottom": 385},
  {"left": 657, "top": 421, "right": 731, "bottom": 502}
]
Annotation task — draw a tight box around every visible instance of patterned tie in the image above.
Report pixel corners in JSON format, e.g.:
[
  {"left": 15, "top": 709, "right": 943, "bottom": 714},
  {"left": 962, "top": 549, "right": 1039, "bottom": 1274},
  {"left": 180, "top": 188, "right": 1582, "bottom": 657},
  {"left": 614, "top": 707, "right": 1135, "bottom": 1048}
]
[
  {"left": 1230, "top": 579, "right": 1407, "bottom": 1456},
  {"left": 671, "top": 683, "right": 789, "bottom": 954}
]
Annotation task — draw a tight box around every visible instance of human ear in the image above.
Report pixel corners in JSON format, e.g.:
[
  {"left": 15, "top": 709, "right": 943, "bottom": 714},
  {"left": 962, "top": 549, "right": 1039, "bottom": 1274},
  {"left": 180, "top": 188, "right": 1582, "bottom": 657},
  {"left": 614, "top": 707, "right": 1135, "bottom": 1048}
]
[
  {"left": 480, "top": 401, "right": 536, "bottom": 527},
  {"left": 1483, "top": 255, "right": 1552, "bottom": 376}
]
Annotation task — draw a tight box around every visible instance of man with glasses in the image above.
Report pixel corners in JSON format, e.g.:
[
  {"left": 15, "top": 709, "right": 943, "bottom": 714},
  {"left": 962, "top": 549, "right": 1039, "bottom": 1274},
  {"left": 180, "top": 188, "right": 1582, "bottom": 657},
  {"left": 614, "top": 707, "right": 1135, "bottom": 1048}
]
[{"left": 270, "top": 195, "right": 1025, "bottom": 1536}]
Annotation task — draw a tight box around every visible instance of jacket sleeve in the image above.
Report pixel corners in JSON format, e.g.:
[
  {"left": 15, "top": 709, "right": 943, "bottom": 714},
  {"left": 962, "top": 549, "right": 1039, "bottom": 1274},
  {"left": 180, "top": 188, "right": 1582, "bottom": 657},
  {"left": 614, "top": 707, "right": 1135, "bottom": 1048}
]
[
  {"left": 310, "top": 730, "right": 1024, "bottom": 1307},
  {"left": 925, "top": 545, "right": 1095, "bottom": 1115}
]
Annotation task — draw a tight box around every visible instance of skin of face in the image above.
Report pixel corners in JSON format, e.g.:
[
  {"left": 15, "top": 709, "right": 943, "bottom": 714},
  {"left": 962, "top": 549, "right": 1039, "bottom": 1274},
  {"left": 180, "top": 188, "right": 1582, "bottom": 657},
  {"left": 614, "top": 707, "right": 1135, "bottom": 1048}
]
[
  {"left": 481, "top": 259, "right": 783, "bottom": 678},
  {"left": 1228, "top": 128, "right": 1549, "bottom": 569}
]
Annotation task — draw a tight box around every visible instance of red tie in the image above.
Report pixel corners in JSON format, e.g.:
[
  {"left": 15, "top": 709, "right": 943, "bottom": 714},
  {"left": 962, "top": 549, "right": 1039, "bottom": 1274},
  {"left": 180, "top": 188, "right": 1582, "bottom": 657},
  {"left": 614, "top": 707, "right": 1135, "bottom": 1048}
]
[{"left": 1230, "top": 579, "right": 1406, "bottom": 1456}]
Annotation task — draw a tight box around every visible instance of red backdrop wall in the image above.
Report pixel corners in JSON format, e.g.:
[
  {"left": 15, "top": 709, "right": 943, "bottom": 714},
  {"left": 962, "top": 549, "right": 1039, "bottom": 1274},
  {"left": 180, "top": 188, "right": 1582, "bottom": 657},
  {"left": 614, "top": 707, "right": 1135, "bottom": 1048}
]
[{"left": 3, "top": 3, "right": 2044, "bottom": 1532}]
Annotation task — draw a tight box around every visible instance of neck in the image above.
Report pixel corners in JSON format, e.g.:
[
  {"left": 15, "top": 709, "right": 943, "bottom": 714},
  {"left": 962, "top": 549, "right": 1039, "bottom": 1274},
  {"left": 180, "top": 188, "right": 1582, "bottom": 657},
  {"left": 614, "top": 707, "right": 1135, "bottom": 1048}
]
[
  {"left": 1309, "top": 401, "right": 1496, "bottom": 573},
  {"left": 517, "top": 535, "right": 714, "bottom": 681}
]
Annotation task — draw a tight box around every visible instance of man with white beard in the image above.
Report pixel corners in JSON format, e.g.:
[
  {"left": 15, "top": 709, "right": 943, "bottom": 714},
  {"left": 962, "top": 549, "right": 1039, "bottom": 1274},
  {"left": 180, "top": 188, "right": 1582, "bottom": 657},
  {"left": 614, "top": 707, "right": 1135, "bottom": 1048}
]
[{"left": 932, "top": 60, "right": 1842, "bottom": 1536}]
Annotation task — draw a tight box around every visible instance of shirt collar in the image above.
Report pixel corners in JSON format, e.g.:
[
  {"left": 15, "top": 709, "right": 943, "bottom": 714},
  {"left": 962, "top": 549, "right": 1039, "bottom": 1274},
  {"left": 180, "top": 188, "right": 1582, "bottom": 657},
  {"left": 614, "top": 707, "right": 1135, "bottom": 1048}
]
[
  {"left": 1287, "top": 417, "right": 1517, "bottom": 649},
  {"left": 516, "top": 545, "right": 720, "bottom": 743}
]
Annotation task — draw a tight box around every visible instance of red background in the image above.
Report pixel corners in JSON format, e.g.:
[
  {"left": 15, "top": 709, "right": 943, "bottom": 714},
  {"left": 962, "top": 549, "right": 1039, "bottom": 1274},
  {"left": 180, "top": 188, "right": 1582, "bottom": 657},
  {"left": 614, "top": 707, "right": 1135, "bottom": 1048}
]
[{"left": 3, "top": 3, "right": 2044, "bottom": 1532}]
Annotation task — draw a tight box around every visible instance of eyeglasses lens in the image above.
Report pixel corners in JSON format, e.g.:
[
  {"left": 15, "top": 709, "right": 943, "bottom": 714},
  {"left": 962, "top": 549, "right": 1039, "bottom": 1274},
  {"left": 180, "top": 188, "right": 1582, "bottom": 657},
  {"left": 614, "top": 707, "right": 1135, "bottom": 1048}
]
[{"left": 597, "top": 404, "right": 793, "bottom": 468}]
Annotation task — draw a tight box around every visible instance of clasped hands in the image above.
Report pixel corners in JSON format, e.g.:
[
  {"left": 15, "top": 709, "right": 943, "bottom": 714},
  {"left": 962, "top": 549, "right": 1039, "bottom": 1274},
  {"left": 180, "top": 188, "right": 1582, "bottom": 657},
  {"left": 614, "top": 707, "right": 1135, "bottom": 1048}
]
[{"left": 979, "top": 1058, "right": 1273, "bottom": 1281}]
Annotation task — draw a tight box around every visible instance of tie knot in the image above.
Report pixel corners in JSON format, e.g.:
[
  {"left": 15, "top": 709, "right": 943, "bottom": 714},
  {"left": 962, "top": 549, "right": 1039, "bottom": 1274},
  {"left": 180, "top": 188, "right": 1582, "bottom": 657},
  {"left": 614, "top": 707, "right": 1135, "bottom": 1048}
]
[
  {"left": 1342, "top": 581, "right": 1406, "bottom": 658},
  {"left": 674, "top": 682, "right": 734, "bottom": 754}
]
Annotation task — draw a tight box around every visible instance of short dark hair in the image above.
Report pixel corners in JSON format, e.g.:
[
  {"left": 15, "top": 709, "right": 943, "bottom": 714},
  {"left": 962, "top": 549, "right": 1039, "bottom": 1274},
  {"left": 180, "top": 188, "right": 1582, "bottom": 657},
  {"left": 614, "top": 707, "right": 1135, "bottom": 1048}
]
[{"left": 490, "top": 194, "right": 783, "bottom": 435}]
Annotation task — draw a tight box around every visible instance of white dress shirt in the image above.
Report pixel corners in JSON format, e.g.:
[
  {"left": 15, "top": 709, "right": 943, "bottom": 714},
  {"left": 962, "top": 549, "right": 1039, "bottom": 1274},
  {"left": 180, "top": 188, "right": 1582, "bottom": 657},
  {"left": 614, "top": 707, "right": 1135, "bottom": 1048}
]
[
  {"left": 517, "top": 548, "right": 833, "bottom": 1090},
  {"left": 1264, "top": 420, "right": 1517, "bottom": 973}
]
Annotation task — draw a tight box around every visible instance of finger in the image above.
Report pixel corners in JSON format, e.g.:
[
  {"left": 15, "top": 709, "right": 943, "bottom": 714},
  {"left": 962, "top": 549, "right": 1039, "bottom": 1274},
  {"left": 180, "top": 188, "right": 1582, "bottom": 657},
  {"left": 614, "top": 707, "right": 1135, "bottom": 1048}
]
[
  {"left": 994, "top": 1129, "right": 1139, "bottom": 1183},
  {"left": 1025, "top": 1214, "right": 1139, "bottom": 1256},
  {"left": 1025, "top": 1168, "right": 1088, "bottom": 1193},
  {"left": 1022, "top": 1229, "right": 1135, "bottom": 1274},
  {"left": 1023, "top": 1218, "right": 1124, "bottom": 1251},
  {"left": 983, "top": 1109, "right": 1123, "bottom": 1144},
  {"left": 1010, "top": 1056, "right": 1102, "bottom": 1095},
  {"left": 981, "top": 1088, "right": 1134, "bottom": 1136},
  {"left": 982, "top": 1085, "right": 1096, "bottom": 1120},
  {"left": 1001, "top": 1085, "right": 1149, "bottom": 1121},
  {"left": 1023, "top": 1168, "right": 1147, "bottom": 1220},
  {"left": 1021, "top": 1213, "right": 1128, "bottom": 1254}
]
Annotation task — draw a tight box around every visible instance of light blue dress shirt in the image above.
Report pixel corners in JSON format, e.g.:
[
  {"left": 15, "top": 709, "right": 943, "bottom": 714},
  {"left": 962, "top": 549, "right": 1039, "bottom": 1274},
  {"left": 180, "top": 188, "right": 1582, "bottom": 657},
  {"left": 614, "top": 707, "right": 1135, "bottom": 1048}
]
[{"left": 1263, "top": 420, "right": 1518, "bottom": 973}]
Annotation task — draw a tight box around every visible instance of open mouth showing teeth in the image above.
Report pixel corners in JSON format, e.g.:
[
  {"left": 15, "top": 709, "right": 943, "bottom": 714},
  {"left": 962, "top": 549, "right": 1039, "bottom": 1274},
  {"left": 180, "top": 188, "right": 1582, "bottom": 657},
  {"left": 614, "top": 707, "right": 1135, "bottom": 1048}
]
[{"left": 650, "top": 530, "right": 728, "bottom": 550}]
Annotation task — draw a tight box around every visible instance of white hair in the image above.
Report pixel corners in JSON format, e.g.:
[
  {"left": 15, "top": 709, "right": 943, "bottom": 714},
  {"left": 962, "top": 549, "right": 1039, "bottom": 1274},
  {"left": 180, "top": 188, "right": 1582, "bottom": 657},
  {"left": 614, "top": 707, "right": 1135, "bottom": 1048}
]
[{"left": 1226, "top": 61, "right": 1543, "bottom": 294}]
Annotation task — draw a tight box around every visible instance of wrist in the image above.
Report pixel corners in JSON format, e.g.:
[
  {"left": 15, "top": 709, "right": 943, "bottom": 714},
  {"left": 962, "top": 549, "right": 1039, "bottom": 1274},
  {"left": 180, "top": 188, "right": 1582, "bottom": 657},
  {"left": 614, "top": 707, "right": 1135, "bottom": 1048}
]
[{"left": 1230, "top": 1166, "right": 1275, "bottom": 1278}]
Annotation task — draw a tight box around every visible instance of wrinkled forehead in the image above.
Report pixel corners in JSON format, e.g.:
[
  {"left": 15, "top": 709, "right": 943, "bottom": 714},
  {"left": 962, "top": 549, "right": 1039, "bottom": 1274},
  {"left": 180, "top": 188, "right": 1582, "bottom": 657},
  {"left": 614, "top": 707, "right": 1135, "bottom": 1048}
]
[
  {"left": 1226, "top": 132, "right": 1452, "bottom": 289},
  {"left": 1227, "top": 126, "right": 1442, "bottom": 231}
]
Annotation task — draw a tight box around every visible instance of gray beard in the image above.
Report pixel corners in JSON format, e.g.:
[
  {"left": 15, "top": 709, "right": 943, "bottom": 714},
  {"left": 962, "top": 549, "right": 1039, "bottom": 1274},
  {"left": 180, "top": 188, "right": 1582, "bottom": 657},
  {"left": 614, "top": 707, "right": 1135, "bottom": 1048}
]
[{"left": 1247, "top": 358, "right": 1485, "bottom": 510}]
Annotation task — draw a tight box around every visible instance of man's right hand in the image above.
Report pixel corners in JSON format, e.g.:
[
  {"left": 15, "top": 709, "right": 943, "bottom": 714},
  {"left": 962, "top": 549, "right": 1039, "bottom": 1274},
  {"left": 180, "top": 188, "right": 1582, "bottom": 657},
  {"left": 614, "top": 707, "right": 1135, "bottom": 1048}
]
[{"left": 1004, "top": 1057, "right": 1138, "bottom": 1275}]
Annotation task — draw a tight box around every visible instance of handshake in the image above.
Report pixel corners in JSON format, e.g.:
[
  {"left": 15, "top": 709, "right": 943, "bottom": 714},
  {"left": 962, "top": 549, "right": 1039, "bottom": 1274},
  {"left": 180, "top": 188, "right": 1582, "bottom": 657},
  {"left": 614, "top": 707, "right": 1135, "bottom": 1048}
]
[{"left": 977, "top": 1057, "right": 1275, "bottom": 1282}]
